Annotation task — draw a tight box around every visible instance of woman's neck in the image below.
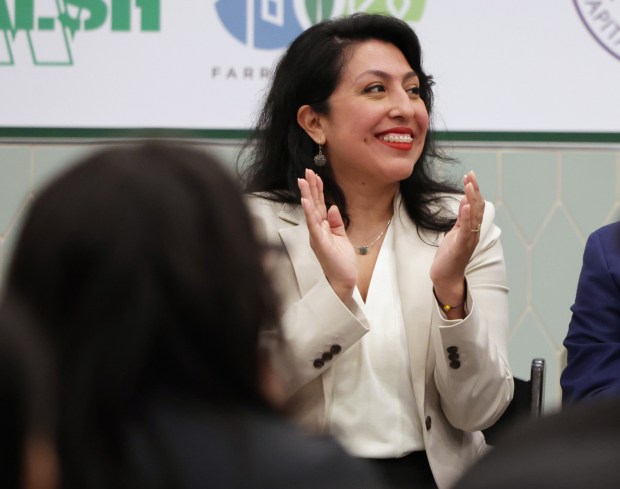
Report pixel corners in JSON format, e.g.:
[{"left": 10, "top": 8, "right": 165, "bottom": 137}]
[{"left": 340, "top": 181, "right": 398, "bottom": 229}]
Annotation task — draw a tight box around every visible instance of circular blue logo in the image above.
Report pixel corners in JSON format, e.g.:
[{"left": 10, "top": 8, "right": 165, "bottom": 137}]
[
  {"left": 216, "top": 0, "right": 307, "bottom": 49},
  {"left": 215, "top": 1, "right": 426, "bottom": 50}
]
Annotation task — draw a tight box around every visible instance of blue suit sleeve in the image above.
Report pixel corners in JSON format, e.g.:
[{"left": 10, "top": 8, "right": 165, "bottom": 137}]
[{"left": 561, "top": 226, "right": 620, "bottom": 404}]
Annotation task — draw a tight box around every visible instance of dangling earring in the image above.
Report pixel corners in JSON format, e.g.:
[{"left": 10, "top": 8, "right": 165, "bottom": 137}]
[{"left": 314, "top": 143, "right": 327, "bottom": 167}]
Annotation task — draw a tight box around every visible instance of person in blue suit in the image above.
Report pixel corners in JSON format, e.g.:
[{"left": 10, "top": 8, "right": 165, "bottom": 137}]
[{"left": 561, "top": 222, "right": 620, "bottom": 404}]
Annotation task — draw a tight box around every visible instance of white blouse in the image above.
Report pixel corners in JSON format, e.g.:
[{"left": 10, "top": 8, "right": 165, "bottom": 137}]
[{"left": 328, "top": 222, "right": 424, "bottom": 458}]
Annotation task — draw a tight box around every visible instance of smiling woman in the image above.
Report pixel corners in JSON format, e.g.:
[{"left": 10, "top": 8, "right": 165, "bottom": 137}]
[
  {"left": 240, "top": 13, "right": 513, "bottom": 489},
  {"left": 296, "top": 40, "right": 429, "bottom": 190}
]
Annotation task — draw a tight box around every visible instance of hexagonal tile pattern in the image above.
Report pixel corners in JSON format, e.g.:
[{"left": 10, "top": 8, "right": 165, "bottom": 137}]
[
  {"left": 0, "top": 147, "right": 31, "bottom": 235},
  {"left": 0, "top": 196, "right": 32, "bottom": 294},
  {"left": 204, "top": 144, "right": 244, "bottom": 176},
  {"left": 34, "top": 146, "right": 94, "bottom": 192},
  {"left": 495, "top": 204, "right": 528, "bottom": 332},
  {"left": 502, "top": 151, "right": 558, "bottom": 243},
  {"left": 562, "top": 151, "right": 618, "bottom": 238},
  {"left": 0, "top": 141, "right": 618, "bottom": 411},
  {"left": 449, "top": 150, "right": 499, "bottom": 203},
  {"left": 532, "top": 208, "right": 584, "bottom": 349}
]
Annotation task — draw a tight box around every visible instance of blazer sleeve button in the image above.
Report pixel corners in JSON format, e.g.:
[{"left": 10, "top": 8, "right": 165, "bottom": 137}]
[
  {"left": 447, "top": 346, "right": 458, "bottom": 354},
  {"left": 322, "top": 352, "right": 333, "bottom": 362},
  {"left": 449, "top": 360, "right": 461, "bottom": 369},
  {"left": 425, "top": 416, "right": 432, "bottom": 430},
  {"left": 313, "top": 358, "right": 325, "bottom": 369},
  {"left": 330, "top": 344, "right": 342, "bottom": 354}
]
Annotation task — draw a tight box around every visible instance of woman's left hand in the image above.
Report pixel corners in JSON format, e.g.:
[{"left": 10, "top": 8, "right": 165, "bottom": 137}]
[{"left": 430, "top": 171, "right": 484, "bottom": 315}]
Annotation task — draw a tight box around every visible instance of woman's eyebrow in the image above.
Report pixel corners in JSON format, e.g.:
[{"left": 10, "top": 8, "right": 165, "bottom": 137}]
[{"left": 354, "top": 69, "right": 419, "bottom": 83}]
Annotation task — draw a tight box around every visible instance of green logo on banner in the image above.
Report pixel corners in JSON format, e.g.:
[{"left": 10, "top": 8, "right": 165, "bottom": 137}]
[
  {"left": 1, "top": 0, "right": 161, "bottom": 66},
  {"left": 302, "top": 0, "right": 425, "bottom": 24},
  {"left": 344, "top": 0, "right": 424, "bottom": 22}
]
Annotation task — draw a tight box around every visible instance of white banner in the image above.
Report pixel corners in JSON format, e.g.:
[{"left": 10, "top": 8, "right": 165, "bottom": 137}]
[{"left": 1, "top": 0, "right": 619, "bottom": 134}]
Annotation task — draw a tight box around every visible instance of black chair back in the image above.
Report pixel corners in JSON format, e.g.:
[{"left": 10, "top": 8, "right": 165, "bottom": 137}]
[{"left": 482, "top": 358, "right": 545, "bottom": 445}]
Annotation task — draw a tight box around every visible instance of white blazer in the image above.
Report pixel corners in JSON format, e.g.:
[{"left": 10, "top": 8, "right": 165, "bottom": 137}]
[{"left": 248, "top": 194, "right": 513, "bottom": 489}]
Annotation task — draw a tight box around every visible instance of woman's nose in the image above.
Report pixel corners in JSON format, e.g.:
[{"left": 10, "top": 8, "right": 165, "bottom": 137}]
[{"left": 388, "top": 90, "right": 415, "bottom": 120}]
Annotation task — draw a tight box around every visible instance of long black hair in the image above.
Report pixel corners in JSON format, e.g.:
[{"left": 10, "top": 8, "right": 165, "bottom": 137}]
[
  {"left": 5, "top": 142, "right": 281, "bottom": 489},
  {"left": 241, "top": 13, "right": 460, "bottom": 232}
]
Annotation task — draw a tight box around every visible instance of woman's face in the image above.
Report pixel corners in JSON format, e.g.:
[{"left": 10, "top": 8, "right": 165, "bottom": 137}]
[{"left": 319, "top": 40, "right": 429, "bottom": 188}]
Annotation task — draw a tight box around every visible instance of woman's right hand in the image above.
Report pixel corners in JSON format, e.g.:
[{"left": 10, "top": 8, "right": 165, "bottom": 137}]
[{"left": 298, "top": 169, "right": 358, "bottom": 304}]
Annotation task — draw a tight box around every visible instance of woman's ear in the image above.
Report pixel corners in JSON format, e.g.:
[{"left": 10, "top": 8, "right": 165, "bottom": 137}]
[{"left": 297, "top": 105, "right": 325, "bottom": 145}]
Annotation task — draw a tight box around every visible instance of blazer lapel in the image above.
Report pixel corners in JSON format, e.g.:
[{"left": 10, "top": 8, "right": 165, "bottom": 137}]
[
  {"left": 277, "top": 203, "right": 337, "bottom": 421},
  {"left": 277, "top": 203, "right": 324, "bottom": 297}
]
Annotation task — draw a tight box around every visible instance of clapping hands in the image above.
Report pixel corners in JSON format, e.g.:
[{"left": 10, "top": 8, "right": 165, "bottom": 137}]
[
  {"left": 430, "top": 171, "right": 485, "bottom": 315},
  {"left": 298, "top": 169, "right": 358, "bottom": 304}
]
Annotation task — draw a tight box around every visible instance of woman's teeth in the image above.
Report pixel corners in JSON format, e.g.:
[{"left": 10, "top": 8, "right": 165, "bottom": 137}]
[{"left": 382, "top": 134, "right": 413, "bottom": 143}]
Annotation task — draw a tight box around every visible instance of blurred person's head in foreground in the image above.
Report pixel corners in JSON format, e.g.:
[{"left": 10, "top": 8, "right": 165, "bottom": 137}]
[
  {"left": 4, "top": 142, "right": 283, "bottom": 488},
  {"left": 452, "top": 398, "right": 620, "bottom": 489}
]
